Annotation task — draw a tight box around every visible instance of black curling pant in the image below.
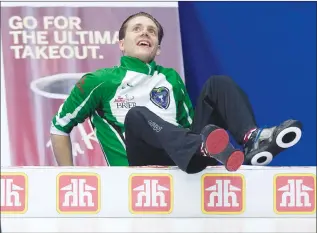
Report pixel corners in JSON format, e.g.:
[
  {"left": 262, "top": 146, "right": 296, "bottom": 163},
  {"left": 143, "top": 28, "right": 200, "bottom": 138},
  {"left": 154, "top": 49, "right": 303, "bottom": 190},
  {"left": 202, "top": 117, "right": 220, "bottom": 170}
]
[{"left": 124, "top": 75, "right": 257, "bottom": 173}]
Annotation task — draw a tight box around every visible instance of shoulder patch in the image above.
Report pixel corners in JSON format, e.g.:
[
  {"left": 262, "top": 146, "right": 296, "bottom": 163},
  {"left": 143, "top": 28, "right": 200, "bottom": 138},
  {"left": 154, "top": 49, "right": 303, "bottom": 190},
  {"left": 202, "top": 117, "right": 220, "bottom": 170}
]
[
  {"left": 150, "top": 86, "right": 170, "bottom": 109},
  {"left": 76, "top": 75, "right": 88, "bottom": 94}
]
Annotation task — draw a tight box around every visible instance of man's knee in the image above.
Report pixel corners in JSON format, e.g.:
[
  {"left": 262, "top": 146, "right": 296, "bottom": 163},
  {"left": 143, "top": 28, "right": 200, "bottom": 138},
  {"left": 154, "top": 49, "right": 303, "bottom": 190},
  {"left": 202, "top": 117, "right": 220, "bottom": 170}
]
[
  {"left": 124, "top": 106, "right": 148, "bottom": 126},
  {"left": 206, "top": 75, "right": 235, "bottom": 87}
]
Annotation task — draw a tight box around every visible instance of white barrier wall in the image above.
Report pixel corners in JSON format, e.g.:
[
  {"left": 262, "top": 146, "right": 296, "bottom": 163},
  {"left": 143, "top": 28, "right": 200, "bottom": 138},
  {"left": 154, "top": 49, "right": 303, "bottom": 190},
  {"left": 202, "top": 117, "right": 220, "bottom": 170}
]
[{"left": 1, "top": 166, "right": 316, "bottom": 218}]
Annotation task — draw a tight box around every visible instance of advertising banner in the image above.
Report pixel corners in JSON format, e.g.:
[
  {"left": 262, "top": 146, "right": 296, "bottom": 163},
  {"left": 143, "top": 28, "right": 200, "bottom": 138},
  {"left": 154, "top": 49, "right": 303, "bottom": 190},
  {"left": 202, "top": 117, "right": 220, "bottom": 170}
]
[{"left": 1, "top": 3, "right": 183, "bottom": 166}]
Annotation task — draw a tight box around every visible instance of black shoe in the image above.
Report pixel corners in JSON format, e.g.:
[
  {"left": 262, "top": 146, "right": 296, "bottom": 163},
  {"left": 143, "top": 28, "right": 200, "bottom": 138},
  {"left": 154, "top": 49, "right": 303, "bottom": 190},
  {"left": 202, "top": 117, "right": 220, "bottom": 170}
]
[
  {"left": 244, "top": 119, "right": 303, "bottom": 166},
  {"left": 200, "top": 124, "right": 244, "bottom": 171}
]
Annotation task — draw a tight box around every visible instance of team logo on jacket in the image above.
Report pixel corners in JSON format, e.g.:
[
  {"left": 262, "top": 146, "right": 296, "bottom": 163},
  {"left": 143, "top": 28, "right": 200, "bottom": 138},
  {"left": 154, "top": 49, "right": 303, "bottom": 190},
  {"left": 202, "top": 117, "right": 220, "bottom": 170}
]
[{"left": 150, "top": 87, "right": 170, "bottom": 109}]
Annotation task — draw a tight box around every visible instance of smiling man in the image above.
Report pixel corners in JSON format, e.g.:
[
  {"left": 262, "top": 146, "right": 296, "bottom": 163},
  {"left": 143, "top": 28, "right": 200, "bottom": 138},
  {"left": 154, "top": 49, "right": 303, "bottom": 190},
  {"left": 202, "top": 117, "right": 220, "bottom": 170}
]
[{"left": 50, "top": 12, "right": 302, "bottom": 173}]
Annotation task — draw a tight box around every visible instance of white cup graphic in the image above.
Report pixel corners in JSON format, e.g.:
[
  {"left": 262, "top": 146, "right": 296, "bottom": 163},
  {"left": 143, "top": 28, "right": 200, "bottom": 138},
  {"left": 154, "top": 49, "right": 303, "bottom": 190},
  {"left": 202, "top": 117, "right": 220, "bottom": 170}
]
[
  {"left": 29, "top": 73, "right": 106, "bottom": 166},
  {"left": 30, "top": 73, "right": 86, "bottom": 100}
]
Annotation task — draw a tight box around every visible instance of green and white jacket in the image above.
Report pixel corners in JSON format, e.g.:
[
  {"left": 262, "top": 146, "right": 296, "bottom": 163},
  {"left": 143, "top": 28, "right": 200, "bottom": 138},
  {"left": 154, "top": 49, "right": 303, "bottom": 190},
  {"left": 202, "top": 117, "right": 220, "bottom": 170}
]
[{"left": 51, "top": 56, "right": 194, "bottom": 165}]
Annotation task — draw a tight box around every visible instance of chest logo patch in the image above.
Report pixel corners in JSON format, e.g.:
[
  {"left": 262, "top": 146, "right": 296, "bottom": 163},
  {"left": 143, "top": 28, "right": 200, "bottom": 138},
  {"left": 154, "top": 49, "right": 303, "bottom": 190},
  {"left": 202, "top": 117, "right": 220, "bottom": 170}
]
[{"left": 150, "top": 87, "right": 170, "bottom": 110}]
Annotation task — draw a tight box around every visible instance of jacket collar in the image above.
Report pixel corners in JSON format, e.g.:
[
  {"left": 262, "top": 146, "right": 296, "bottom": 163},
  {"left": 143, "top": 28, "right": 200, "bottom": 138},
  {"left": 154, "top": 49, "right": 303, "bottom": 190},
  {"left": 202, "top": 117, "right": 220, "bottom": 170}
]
[{"left": 120, "top": 56, "right": 157, "bottom": 75}]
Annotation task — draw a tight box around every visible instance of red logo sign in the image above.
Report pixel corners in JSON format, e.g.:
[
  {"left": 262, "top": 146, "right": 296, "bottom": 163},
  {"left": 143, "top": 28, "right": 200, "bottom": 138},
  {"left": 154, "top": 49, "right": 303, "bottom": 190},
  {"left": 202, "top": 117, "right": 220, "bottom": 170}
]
[
  {"left": 274, "top": 174, "right": 316, "bottom": 214},
  {"left": 202, "top": 174, "right": 245, "bottom": 214},
  {"left": 129, "top": 174, "right": 173, "bottom": 214},
  {"left": 1, "top": 172, "right": 28, "bottom": 214},
  {"left": 57, "top": 173, "right": 100, "bottom": 214}
]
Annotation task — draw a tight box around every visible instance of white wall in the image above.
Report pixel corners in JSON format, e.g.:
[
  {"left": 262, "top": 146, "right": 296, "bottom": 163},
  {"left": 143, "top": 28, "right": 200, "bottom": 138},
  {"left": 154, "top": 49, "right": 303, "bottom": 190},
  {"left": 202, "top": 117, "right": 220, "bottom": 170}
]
[{"left": 2, "top": 218, "right": 316, "bottom": 233}]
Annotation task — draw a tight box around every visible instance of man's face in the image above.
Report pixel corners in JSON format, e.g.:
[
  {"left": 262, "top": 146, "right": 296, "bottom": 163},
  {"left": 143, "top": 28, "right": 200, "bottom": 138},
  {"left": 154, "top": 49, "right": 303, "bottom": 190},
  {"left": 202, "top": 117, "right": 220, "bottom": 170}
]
[{"left": 119, "top": 16, "right": 161, "bottom": 63}]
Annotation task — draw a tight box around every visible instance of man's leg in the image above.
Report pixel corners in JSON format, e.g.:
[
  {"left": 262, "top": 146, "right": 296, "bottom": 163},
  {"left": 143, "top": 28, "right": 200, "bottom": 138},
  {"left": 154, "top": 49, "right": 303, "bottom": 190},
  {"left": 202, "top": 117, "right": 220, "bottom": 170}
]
[
  {"left": 124, "top": 106, "right": 244, "bottom": 173},
  {"left": 125, "top": 133, "right": 215, "bottom": 174},
  {"left": 191, "top": 75, "right": 302, "bottom": 166}
]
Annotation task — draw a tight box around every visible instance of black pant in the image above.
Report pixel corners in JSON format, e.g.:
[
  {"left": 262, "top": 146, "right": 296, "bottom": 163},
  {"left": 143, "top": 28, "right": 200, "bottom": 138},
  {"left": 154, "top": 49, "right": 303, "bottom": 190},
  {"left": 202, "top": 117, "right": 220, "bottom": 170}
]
[{"left": 124, "top": 75, "right": 257, "bottom": 173}]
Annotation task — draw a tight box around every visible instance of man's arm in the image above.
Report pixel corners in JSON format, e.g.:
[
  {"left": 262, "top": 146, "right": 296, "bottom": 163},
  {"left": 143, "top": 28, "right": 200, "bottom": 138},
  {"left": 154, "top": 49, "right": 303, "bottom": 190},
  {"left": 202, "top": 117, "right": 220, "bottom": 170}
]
[
  {"left": 50, "top": 72, "right": 105, "bottom": 165},
  {"left": 50, "top": 134, "right": 73, "bottom": 166}
]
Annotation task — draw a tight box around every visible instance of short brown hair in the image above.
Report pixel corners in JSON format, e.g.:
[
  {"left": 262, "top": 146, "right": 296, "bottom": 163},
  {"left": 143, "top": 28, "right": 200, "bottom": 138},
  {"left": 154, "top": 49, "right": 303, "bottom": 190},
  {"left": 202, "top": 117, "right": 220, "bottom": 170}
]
[{"left": 119, "top": 12, "right": 164, "bottom": 45}]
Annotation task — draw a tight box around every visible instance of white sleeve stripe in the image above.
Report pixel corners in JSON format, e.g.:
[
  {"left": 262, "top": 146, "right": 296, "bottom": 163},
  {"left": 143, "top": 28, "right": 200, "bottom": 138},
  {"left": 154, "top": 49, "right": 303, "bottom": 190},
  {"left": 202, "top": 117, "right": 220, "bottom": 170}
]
[
  {"left": 55, "top": 82, "right": 104, "bottom": 127},
  {"left": 183, "top": 102, "right": 193, "bottom": 125},
  {"left": 50, "top": 123, "right": 69, "bottom": 136}
]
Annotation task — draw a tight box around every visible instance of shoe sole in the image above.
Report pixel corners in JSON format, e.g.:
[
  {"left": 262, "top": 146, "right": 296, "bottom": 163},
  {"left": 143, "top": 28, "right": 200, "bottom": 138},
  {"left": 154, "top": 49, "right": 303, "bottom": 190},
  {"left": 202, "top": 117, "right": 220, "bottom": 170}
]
[
  {"left": 246, "top": 119, "right": 303, "bottom": 166},
  {"left": 205, "top": 128, "right": 244, "bottom": 171}
]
